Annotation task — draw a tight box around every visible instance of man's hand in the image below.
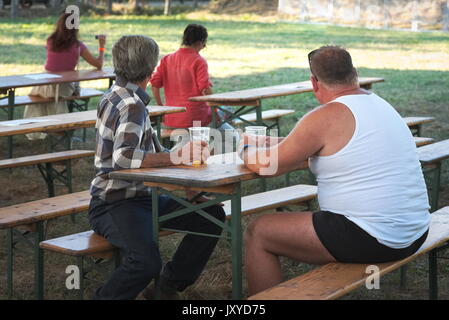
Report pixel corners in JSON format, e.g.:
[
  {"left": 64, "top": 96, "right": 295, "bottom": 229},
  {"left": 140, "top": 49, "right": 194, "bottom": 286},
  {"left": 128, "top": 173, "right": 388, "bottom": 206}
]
[{"left": 177, "top": 140, "right": 210, "bottom": 165}]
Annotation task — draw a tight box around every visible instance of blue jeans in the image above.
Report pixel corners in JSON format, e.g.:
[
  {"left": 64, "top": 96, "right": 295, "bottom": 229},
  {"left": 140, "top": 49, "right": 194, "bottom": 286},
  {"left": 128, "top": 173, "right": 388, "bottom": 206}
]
[{"left": 88, "top": 195, "right": 225, "bottom": 300}]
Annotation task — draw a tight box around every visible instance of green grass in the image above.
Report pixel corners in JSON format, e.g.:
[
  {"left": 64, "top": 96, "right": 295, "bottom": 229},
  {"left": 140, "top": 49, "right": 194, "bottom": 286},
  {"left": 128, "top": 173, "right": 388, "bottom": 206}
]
[{"left": 0, "top": 13, "right": 449, "bottom": 300}]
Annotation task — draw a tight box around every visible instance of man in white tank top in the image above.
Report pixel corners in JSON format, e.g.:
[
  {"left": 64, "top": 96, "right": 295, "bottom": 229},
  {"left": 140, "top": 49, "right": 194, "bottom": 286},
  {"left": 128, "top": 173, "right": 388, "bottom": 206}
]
[{"left": 240, "top": 46, "right": 430, "bottom": 296}]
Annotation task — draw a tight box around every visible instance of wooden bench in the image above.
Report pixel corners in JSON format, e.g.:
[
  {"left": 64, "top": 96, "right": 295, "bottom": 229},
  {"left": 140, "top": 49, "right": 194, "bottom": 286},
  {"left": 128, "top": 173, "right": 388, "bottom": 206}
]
[
  {"left": 0, "top": 190, "right": 91, "bottom": 300},
  {"left": 417, "top": 139, "right": 449, "bottom": 211},
  {"left": 233, "top": 109, "right": 295, "bottom": 135},
  {"left": 403, "top": 116, "right": 435, "bottom": 136},
  {"left": 414, "top": 137, "right": 434, "bottom": 147},
  {"left": 0, "top": 150, "right": 94, "bottom": 197},
  {"left": 248, "top": 206, "right": 449, "bottom": 300},
  {"left": 38, "top": 184, "right": 317, "bottom": 299}
]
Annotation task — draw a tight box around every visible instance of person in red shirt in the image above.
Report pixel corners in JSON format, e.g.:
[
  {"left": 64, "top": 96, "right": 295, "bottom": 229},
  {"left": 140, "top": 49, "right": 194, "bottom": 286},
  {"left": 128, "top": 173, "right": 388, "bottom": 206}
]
[
  {"left": 150, "top": 24, "right": 212, "bottom": 129},
  {"left": 24, "top": 13, "right": 105, "bottom": 140}
]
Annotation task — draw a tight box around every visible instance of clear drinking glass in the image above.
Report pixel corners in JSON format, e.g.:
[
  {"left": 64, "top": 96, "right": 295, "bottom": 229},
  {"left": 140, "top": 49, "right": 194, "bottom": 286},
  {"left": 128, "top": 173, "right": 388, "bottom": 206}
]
[
  {"left": 188, "top": 127, "right": 210, "bottom": 166},
  {"left": 245, "top": 126, "right": 267, "bottom": 148},
  {"left": 189, "top": 127, "right": 210, "bottom": 143},
  {"left": 245, "top": 126, "right": 267, "bottom": 136}
]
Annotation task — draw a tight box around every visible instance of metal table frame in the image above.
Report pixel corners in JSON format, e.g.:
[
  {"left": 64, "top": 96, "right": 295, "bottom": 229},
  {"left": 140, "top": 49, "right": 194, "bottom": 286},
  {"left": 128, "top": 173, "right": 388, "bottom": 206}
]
[{"left": 149, "top": 182, "right": 244, "bottom": 299}]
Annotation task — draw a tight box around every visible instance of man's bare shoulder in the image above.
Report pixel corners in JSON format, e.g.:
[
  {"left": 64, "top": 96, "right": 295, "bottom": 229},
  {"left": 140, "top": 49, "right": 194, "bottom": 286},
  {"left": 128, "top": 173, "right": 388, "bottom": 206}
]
[{"left": 301, "top": 101, "right": 350, "bottom": 126}]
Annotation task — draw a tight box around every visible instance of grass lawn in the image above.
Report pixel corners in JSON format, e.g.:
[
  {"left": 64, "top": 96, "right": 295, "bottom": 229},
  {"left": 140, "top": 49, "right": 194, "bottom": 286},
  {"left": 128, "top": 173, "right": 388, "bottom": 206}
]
[{"left": 0, "top": 12, "right": 449, "bottom": 300}]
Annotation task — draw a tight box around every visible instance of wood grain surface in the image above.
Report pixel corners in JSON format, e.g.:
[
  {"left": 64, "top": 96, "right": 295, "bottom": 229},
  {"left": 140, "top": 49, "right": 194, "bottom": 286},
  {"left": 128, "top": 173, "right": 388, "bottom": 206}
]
[
  {"left": 0, "top": 67, "right": 115, "bottom": 91},
  {"left": 189, "top": 77, "right": 384, "bottom": 103},
  {"left": 0, "top": 106, "right": 185, "bottom": 137},
  {"left": 248, "top": 206, "right": 449, "bottom": 300}
]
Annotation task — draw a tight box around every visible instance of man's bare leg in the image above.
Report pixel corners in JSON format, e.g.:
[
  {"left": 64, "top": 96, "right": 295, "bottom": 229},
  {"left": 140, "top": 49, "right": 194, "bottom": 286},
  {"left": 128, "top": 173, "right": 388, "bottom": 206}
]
[{"left": 245, "top": 212, "right": 336, "bottom": 296}]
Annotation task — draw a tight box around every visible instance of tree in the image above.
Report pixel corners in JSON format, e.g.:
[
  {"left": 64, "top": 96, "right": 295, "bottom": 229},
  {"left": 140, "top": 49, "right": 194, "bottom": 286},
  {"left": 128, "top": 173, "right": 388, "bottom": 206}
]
[
  {"left": 10, "top": 0, "right": 18, "bottom": 19},
  {"left": 164, "top": 0, "right": 172, "bottom": 15}
]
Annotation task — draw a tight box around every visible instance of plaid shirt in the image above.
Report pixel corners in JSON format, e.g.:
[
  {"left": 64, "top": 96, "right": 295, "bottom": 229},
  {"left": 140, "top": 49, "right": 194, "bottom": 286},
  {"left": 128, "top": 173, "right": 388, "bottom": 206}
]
[{"left": 90, "top": 77, "right": 165, "bottom": 203}]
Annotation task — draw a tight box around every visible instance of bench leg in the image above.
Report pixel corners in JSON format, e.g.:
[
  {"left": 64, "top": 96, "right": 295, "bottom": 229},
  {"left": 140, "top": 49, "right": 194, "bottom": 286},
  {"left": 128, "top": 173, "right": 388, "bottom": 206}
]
[
  {"left": 400, "top": 265, "right": 407, "bottom": 289},
  {"left": 429, "top": 249, "right": 438, "bottom": 300},
  {"left": 430, "top": 163, "right": 441, "bottom": 213},
  {"left": 34, "top": 222, "right": 44, "bottom": 300},
  {"left": 77, "top": 256, "right": 85, "bottom": 300},
  {"left": 6, "top": 228, "right": 14, "bottom": 299}
]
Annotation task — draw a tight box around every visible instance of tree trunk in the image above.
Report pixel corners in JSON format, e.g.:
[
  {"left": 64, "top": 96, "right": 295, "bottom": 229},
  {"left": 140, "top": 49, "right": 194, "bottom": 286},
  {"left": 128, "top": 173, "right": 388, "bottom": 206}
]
[
  {"left": 50, "top": 0, "right": 61, "bottom": 14},
  {"left": 328, "top": 0, "right": 334, "bottom": 24},
  {"left": 107, "top": 0, "right": 112, "bottom": 14},
  {"left": 354, "top": 0, "right": 361, "bottom": 24},
  {"left": 443, "top": 0, "right": 449, "bottom": 31},
  {"left": 10, "top": 0, "right": 18, "bottom": 19},
  {"left": 164, "top": 0, "right": 172, "bottom": 15},
  {"left": 383, "top": 0, "right": 390, "bottom": 29}
]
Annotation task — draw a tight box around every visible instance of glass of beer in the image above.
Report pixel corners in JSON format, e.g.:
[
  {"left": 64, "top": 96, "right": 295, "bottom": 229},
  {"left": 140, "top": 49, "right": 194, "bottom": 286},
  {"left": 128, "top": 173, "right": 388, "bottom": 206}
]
[{"left": 188, "top": 127, "right": 210, "bottom": 166}]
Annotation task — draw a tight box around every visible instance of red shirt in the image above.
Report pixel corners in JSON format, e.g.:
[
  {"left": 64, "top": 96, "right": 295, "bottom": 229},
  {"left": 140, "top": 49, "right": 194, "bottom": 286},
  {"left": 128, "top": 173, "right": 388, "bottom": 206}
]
[
  {"left": 150, "top": 48, "right": 212, "bottom": 128},
  {"left": 45, "top": 40, "right": 87, "bottom": 72}
]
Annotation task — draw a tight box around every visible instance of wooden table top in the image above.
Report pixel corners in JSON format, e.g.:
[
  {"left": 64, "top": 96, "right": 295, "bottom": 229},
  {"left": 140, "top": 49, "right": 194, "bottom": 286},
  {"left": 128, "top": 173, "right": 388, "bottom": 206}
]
[
  {"left": 189, "top": 77, "right": 385, "bottom": 103},
  {"left": 0, "top": 105, "right": 185, "bottom": 137},
  {"left": 109, "top": 153, "right": 258, "bottom": 189},
  {"left": 0, "top": 67, "right": 116, "bottom": 91}
]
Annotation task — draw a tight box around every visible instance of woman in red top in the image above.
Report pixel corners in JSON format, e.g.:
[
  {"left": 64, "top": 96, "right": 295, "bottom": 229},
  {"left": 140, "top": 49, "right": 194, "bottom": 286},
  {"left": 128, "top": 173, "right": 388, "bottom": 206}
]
[
  {"left": 24, "top": 13, "right": 105, "bottom": 140},
  {"left": 150, "top": 24, "right": 212, "bottom": 129}
]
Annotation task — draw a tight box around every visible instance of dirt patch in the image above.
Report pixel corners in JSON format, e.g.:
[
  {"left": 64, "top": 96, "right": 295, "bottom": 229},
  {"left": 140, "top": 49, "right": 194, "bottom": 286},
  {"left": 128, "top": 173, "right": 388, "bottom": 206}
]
[{"left": 208, "top": 0, "right": 278, "bottom": 15}]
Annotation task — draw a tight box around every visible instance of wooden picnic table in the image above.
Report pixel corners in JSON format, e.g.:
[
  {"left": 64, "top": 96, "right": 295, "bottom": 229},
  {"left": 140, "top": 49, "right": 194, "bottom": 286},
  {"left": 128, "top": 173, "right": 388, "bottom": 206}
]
[
  {"left": 0, "top": 67, "right": 116, "bottom": 157},
  {"left": 0, "top": 106, "right": 186, "bottom": 156},
  {"left": 189, "top": 77, "right": 384, "bottom": 128},
  {"left": 0, "top": 67, "right": 116, "bottom": 93},
  {"left": 109, "top": 153, "right": 256, "bottom": 299}
]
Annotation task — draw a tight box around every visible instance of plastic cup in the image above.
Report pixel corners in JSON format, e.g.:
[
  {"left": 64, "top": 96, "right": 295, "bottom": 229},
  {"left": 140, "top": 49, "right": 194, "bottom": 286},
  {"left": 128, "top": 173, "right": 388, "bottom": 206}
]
[
  {"left": 245, "top": 126, "right": 267, "bottom": 136},
  {"left": 188, "top": 127, "right": 210, "bottom": 166},
  {"left": 245, "top": 126, "right": 267, "bottom": 147},
  {"left": 189, "top": 127, "right": 210, "bottom": 143}
]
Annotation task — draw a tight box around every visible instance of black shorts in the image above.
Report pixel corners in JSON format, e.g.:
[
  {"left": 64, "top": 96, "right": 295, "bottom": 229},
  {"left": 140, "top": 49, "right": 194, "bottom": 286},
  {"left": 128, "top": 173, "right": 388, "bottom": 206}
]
[{"left": 312, "top": 210, "right": 428, "bottom": 263}]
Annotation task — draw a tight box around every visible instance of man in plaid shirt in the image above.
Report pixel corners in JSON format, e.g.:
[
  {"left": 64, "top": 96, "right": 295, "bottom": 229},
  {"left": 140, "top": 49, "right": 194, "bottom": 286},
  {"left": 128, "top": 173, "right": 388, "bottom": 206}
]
[{"left": 88, "top": 35, "right": 225, "bottom": 300}]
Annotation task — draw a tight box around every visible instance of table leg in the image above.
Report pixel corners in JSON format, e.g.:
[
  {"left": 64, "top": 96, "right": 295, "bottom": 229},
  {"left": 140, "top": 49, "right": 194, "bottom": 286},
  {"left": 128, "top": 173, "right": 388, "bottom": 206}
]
[
  {"left": 211, "top": 106, "right": 217, "bottom": 129},
  {"left": 151, "top": 188, "right": 161, "bottom": 299},
  {"left": 156, "top": 116, "right": 162, "bottom": 140},
  {"left": 230, "top": 184, "right": 243, "bottom": 300},
  {"left": 34, "top": 221, "right": 44, "bottom": 300},
  {"left": 7, "top": 228, "right": 13, "bottom": 299},
  {"left": 7, "top": 89, "right": 15, "bottom": 158}
]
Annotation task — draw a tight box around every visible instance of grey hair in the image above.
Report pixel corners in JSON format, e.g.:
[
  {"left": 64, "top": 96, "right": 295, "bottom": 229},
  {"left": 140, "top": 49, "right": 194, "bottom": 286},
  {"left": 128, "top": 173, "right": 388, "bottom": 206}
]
[{"left": 112, "top": 35, "right": 159, "bottom": 83}]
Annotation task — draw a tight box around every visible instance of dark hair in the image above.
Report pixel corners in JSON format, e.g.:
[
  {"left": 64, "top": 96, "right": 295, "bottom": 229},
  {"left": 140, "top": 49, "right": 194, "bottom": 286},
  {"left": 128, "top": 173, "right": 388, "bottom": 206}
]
[
  {"left": 182, "top": 24, "right": 208, "bottom": 46},
  {"left": 47, "top": 13, "right": 79, "bottom": 52},
  {"left": 308, "top": 46, "right": 358, "bottom": 87}
]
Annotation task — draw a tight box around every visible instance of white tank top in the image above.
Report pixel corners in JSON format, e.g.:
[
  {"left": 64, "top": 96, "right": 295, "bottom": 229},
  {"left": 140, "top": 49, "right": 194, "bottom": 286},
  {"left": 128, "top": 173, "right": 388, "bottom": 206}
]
[{"left": 309, "top": 93, "right": 430, "bottom": 249}]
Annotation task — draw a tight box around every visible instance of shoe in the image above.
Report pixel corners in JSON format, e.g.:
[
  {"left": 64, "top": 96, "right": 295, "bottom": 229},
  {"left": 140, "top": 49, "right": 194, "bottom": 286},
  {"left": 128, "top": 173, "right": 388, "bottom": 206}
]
[{"left": 142, "top": 281, "right": 181, "bottom": 300}]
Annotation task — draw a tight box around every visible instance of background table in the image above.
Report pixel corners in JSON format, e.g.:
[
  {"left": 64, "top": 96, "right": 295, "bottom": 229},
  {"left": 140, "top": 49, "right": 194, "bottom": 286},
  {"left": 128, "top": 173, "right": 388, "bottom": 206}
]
[
  {"left": 0, "top": 106, "right": 186, "bottom": 156},
  {"left": 189, "top": 77, "right": 384, "bottom": 128},
  {"left": 0, "top": 68, "right": 117, "bottom": 157}
]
